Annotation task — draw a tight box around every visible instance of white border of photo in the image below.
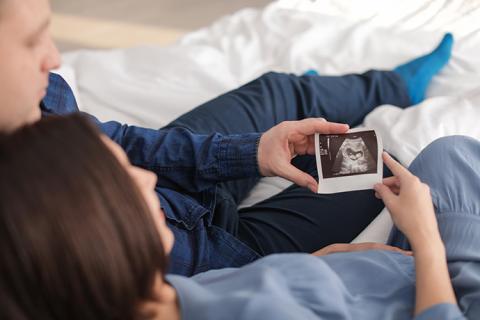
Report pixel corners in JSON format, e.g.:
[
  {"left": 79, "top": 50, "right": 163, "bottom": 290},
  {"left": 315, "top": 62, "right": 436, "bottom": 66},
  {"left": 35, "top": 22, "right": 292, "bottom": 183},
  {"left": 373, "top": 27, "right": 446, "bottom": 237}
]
[{"left": 315, "top": 128, "right": 383, "bottom": 194}]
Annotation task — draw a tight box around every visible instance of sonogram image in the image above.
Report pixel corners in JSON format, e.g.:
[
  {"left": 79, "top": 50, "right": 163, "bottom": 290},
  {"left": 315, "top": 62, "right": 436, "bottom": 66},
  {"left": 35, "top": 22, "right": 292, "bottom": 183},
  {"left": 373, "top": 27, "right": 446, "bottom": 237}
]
[
  {"left": 318, "top": 130, "right": 378, "bottom": 179},
  {"left": 331, "top": 137, "right": 376, "bottom": 175}
]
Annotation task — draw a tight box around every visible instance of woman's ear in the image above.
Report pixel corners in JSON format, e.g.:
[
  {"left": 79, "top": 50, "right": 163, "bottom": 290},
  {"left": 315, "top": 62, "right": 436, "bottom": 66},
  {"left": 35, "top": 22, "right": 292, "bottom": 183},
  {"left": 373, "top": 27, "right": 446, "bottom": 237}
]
[
  {"left": 138, "top": 300, "right": 160, "bottom": 320},
  {"left": 137, "top": 273, "right": 180, "bottom": 320}
]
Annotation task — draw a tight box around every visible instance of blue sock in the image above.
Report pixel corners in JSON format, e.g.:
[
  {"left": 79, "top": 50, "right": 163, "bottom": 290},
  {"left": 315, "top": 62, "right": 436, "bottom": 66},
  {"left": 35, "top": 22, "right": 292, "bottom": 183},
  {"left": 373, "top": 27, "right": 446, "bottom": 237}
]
[
  {"left": 393, "top": 33, "right": 453, "bottom": 105},
  {"left": 303, "top": 69, "right": 319, "bottom": 76}
]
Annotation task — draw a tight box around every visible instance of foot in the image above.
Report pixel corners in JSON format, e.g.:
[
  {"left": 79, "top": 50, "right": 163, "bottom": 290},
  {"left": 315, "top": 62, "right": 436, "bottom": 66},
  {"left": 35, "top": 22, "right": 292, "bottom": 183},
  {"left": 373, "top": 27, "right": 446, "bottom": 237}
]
[
  {"left": 303, "top": 69, "right": 319, "bottom": 76},
  {"left": 394, "top": 33, "right": 453, "bottom": 105}
]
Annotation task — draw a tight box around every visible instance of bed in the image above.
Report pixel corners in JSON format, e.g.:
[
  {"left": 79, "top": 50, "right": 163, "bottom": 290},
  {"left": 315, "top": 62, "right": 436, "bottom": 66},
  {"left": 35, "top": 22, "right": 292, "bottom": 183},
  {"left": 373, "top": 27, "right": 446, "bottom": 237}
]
[{"left": 56, "top": 0, "right": 480, "bottom": 243}]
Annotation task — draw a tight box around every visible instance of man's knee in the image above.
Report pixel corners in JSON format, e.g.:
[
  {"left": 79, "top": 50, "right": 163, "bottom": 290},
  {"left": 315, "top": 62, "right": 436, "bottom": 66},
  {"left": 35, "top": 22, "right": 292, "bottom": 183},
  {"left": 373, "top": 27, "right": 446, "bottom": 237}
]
[{"left": 256, "top": 71, "right": 290, "bottom": 87}]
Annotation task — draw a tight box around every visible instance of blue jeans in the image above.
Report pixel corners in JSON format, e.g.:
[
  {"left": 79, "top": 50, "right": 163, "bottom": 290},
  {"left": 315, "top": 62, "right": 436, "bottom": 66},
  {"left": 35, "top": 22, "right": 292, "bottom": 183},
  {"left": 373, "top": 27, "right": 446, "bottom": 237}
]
[{"left": 165, "top": 70, "right": 411, "bottom": 255}]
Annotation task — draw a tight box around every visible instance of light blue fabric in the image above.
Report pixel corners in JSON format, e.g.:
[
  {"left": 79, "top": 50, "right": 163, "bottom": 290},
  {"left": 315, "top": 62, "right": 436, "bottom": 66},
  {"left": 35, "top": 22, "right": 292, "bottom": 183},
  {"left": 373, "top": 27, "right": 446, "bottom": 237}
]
[
  {"left": 167, "top": 136, "right": 480, "bottom": 319},
  {"left": 168, "top": 252, "right": 470, "bottom": 320}
]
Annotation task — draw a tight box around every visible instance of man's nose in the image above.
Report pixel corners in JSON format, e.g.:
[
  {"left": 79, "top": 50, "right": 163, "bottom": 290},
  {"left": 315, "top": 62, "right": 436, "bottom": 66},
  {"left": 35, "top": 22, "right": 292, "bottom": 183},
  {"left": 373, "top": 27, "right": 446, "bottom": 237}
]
[{"left": 42, "top": 37, "right": 62, "bottom": 72}]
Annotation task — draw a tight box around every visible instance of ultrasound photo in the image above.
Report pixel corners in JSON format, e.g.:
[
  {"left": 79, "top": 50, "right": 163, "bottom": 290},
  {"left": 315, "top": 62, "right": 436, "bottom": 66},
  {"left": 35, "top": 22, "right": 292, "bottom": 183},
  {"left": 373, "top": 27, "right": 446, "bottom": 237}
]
[
  {"left": 318, "top": 131, "right": 378, "bottom": 178},
  {"left": 315, "top": 129, "right": 382, "bottom": 194}
]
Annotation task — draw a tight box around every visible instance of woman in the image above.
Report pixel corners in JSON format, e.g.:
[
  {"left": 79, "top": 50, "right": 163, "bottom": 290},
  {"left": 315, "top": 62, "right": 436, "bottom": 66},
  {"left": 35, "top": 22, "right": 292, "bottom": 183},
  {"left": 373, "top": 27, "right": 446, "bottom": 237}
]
[{"left": 0, "top": 115, "right": 478, "bottom": 319}]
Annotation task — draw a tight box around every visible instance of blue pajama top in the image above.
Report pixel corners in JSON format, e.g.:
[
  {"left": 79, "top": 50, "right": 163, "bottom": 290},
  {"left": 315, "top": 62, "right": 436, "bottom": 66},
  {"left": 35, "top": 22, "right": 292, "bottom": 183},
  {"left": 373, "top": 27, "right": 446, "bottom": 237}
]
[{"left": 168, "top": 250, "right": 479, "bottom": 320}]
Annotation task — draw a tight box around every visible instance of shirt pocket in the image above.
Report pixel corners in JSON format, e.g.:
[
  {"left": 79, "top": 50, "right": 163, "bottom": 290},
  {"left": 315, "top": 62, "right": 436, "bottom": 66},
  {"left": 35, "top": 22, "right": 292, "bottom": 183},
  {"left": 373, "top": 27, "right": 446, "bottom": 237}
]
[{"left": 157, "top": 187, "right": 210, "bottom": 230}]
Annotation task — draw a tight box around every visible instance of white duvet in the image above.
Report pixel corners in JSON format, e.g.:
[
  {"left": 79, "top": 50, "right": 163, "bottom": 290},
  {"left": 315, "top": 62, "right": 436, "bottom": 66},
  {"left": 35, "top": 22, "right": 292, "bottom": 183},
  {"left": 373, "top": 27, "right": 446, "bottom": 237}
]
[{"left": 56, "top": 0, "right": 480, "bottom": 243}]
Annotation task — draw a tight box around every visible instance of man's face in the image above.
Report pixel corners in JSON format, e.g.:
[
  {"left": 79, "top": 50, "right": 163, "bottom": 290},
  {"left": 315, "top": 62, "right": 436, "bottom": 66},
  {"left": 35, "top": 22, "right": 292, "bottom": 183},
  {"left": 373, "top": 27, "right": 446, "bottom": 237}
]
[{"left": 0, "top": 0, "right": 61, "bottom": 132}]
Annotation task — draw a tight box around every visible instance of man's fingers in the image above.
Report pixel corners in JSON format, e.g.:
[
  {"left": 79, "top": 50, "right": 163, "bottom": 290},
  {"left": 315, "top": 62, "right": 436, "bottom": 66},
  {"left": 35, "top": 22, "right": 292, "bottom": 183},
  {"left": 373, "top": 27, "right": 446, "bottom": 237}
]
[
  {"left": 312, "top": 242, "right": 412, "bottom": 256},
  {"left": 306, "top": 135, "right": 316, "bottom": 154},
  {"left": 281, "top": 163, "right": 318, "bottom": 193},
  {"left": 369, "top": 243, "right": 413, "bottom": 256},
  {"left": 294, "top": 118, "right": 349, "bottom": 136},
  {"left": 334, "top": 243, "right": 413, "bottom": 255},
  {"left": 382, "top": 152, "right": 411, "bottom": 181},
  {"left": 322, "top": 121, "right": 350, "bottom": 134}
]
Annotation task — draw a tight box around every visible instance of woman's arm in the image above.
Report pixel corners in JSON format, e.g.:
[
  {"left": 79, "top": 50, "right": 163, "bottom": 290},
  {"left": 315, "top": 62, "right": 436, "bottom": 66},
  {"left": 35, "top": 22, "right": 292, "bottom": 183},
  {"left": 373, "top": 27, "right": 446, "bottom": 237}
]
[
  {"left": 374, "top": 152, "right": 457, "bottom": 315},
  {"left": 412, "top": 236, "right": 456, "bottom": 315}
]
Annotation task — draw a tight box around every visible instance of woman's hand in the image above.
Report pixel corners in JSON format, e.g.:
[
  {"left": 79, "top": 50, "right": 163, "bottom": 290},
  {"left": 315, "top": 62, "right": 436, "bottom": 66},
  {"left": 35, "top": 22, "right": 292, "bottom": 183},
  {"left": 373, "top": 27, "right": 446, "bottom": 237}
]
[
  {"left": 374, "top": 153, "right": 457, "bottom": 314},
  {"left": 312, "top": 242, "right": 412, "bottom": 257},
  {"left": 374, "top": 152, "right": 441, "bottom": 250},
  {"left": 257, "top": 118, "right": 349, "bottom": 193}
]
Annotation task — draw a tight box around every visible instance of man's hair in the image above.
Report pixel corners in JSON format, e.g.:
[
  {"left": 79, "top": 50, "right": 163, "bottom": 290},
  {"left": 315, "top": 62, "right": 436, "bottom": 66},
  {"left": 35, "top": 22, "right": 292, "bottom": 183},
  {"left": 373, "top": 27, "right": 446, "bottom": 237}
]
[{"left": 0, "top": 114, "right": 168, "bottom": 320}]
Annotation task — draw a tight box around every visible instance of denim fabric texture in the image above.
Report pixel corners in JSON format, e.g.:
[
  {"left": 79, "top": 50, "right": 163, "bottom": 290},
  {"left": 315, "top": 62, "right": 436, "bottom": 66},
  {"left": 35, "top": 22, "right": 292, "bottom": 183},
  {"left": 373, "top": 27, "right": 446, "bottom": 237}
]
[
  {"left": 42, "top": 73, "right": 262, "bottom": 276},
  {"left": 42, "top": 71, "right": 411, "bottom": 276}
]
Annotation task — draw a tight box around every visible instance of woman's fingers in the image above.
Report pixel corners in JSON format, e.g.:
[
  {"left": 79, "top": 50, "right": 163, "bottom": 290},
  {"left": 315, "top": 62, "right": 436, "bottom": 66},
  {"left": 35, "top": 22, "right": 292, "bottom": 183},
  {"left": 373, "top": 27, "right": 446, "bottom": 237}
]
[
  {"left": 374, "top": 182, "right": 398, "bottom": 209},
  {"left": 382, "top": 152, "right": 411, "bottom": 181},
  {"left": 381, "top": 176, "right": 400, "bottom": 194},
  {"left": 383, "top": 176, "right": 400, "bottom": 187}
]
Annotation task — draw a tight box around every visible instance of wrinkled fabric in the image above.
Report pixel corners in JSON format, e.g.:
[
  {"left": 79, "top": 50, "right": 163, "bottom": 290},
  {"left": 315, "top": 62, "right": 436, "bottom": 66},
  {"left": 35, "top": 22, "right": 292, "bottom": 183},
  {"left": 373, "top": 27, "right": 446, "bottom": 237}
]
[{"left": 168, "top": 136, "right": 480, "bottom": 319}]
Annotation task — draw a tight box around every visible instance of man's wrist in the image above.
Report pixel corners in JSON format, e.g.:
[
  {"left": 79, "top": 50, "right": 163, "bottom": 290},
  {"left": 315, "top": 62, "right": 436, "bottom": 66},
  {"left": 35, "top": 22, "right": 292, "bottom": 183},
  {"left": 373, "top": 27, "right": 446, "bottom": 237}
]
[
  {"left": 256, "top": 133, "right": 267, "bottom": 176},
  {"left": 218, "top": 132, "right": 263, "bottom": 179}
]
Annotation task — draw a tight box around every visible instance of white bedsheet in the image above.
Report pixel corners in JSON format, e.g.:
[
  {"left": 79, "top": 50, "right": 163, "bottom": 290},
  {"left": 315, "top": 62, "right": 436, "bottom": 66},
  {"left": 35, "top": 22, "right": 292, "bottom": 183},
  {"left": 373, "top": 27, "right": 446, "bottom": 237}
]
[{"left": 56, "top": 0, "right": 480, "bottom": 244}]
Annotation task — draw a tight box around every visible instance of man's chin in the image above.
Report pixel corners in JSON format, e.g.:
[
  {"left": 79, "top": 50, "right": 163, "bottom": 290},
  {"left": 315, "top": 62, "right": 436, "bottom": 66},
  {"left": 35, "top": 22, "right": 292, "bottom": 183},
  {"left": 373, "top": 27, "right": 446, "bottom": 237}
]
[{"left": 27, "top": 106, "right": 42, "bottom": 124}]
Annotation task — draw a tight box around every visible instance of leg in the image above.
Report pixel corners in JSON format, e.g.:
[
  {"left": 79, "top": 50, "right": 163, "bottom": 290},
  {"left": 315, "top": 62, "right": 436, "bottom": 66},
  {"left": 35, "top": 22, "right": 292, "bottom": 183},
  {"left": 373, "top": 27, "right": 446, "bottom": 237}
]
[
  {"left": 164, "top": 71, "right": 410, "bottom": 134},
  {"left": 233, "top": 155, "right": 395, "bottom": 254},
  {"left": 164, "top": 71, "right": 410, "bottom": 204},
  {"left": 165, "top": 32, "right": 454, "bottom": 135},
  {"left": 388, "top": 136, "right": 480, "bottom": 261}
]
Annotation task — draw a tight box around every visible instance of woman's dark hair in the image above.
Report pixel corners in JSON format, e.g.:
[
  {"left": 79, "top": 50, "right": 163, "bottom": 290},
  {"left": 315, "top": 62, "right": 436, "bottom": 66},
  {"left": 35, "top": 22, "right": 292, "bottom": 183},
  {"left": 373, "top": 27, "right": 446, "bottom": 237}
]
[{"left": 0, "top": 114, "right": 167, "bottom": 320}]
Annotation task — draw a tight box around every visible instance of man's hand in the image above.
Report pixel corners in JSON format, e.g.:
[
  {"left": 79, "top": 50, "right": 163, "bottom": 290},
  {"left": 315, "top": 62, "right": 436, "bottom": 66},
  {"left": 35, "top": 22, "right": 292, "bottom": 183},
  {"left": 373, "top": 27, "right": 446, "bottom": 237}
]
[
  {"left": 257, "top": 118, "right": 349, "bottom": 193},
  {"left": 312, "top": 242, "right": 412, "bottom": 257}
]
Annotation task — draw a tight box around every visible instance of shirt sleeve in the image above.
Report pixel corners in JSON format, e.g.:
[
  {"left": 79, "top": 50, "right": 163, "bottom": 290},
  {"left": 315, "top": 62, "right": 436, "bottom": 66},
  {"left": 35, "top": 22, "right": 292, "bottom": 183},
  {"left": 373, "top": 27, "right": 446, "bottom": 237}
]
[
  {"left": 96, "top": 118, "right": 262, "bottom": 193},
  {"left": 413, "top": 303, "right": 467, "bottom": 320},
  {"left": 42, "top": 73, "right": 262, "bottom": 193}
]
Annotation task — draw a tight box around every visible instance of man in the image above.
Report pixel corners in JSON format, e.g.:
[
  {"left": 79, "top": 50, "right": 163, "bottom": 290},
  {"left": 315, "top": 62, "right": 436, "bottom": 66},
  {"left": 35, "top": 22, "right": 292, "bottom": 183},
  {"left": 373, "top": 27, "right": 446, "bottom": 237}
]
[{"left": 0, "top": 0, "right": 453, "bottom": 275}]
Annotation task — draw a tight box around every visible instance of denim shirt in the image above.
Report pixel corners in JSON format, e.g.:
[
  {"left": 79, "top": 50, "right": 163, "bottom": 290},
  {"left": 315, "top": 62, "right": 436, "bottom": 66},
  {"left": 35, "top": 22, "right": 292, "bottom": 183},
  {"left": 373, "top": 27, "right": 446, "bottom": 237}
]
[{"left": 42, "top": 73, "right": 262, "bottom": 276}]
